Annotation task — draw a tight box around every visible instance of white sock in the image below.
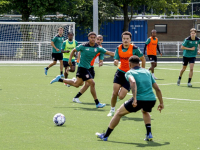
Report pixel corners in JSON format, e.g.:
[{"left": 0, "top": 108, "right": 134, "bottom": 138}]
[
  {"left": 152, "top": 73, "right": 154, "bottom": 77},
  {"left": 111, "top": 107, "right": 115, "bottom": 112}
]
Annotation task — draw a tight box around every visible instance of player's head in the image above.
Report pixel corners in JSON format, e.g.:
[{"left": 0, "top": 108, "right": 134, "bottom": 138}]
[
  {"left": 129, "top": 55, "right": 140, "bottom": 68},
  {"left": 58, "top": 27, "right": 64, "bottom": 35},
  {"left": 151, "top": 29, "right": 157, "bottom": 37},
  {"left": 121, "top": 31, "right": 132, "bottom": 46},
  {"left": 190, "top": 28, "right": 197, "bottom": 37},
  {"left": 68, "top": 31, "right": 74, "bottom": 41},
  {"left": 96, "top": 35, "right": 103, "bottom": 46},
  {"left": 88, "top": 32, "right": 97, "bottom": 44}
]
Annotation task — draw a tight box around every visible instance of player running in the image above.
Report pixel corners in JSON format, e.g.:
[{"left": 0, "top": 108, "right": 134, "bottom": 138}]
[
  {"left": 177, "top": 28, "right": 200, "bottom": 87},
  {"left": 44, "top": 27, "right": 64, "bottom": 76},
  {"left": 143, "top": 29, "right": 162, "bottom": 79},
  {"left": 107, "top": 31, "right": 146, "bottom": 117},
  {"left": 50, "top": 32, "right": 114, "bottom": 108},
  {"left": 96, "top": 55, "right": 164, "bottom": 141},
  {"left": 61, "top": 32, "right": 78, "bottom": 86},
  {"left": 73, "top": 35, "right": 104, "bottom": 103}
]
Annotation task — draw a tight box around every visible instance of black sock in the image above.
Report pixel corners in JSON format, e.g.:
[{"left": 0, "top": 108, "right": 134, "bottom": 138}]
[
  {"left": 145, "top": 124, "right": 151, "bottom": 135},
  {"left": 58, "top": 79, "right": 63, "bottom": 82},
  {"left": 178, "top": 76, "right": 181, "bottom": 80},
  {"left": 188, "top": 78, "right": 192, "bottom": 83},
  {"left": 46, "top": 67, "right": 49, "bottom": 70},
  {"left": 104, "top": 127, "right": 113, "bottom": 138},
  {"left": 61, "top": 71, "right": 63, "bottom": 75},
  {"left": 94, "top": 99, "right": 99, "bottom": 105},
  {"left": 75, "top": 92, "right": 82, "bottom": 98}
]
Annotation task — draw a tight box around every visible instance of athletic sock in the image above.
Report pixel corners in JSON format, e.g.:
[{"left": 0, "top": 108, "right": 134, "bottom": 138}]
[
  {"left": 61, "top": 71, "right": 63, "bottom": 75},
  {"left": 145, "top": 124, "right": 151, "bottom": 135},
  {"left": 111, "top": 107, "right": 115, "bottom": 112},
  {"left": 188, "top": 78, "right": 192, "bottom": 83},
  {"left": 58, "top": 79, "right": 63, "bottom": 82},
  {"left": 104, "top": 127, "right": 113, "bottom": 138},
  {"left": 46, "top": 67, "right": 49, "bottom": 70},
  {"left": 95, "top": 99, "right": 100, "bottom": 105},
  {"left": 75, "top": 92, "right": 82, "bottom": 98},
  {"left": 178, "top": 76, "right": 181, "bottom": 80}
]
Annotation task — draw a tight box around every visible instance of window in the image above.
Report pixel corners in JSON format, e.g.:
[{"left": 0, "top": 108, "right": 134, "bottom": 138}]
[
  {"left": 197, "top": 24, "right": 200, "bottom": 31},
  {"left": 154, "top": 24, "right": 167, "bottom": 33}
]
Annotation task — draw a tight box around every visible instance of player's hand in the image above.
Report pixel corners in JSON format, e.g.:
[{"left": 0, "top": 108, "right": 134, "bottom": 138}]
[
  {"left": 68, "top": 61, "right": 72, "bottom": 66},
  {"left": 56, "top": 48, "right": 60, "bottom": 52},
  {"left": 191, "top": 47, "right": 195, "bottom": 50},
  {"left": 160, "top": 53, "right": 162, "bottom": 57},
  {"left": 157, "top": 103, "right": 164, "bottom": 113},
  {"left": 198, "top": 50, "right": 200, "bottom": 54},
  {"left": 66, "top": 50, "right": 70, "bottom": 53},
  {"left": 132, "top": 99, "right": 137, "bottom": 107},
  {"left": 114, "top": 60, "right": 118, "bottom": 66},
  {"left": 99, "top": 61, "right": 103, "bottom": 67}
]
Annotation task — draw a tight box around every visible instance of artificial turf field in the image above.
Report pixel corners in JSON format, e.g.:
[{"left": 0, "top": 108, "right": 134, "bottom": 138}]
[{"left": 0, "top": 62, "right": 200, "bottom": 150}]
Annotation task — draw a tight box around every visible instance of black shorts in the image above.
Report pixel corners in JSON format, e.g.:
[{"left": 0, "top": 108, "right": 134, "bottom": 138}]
[
  {"left": 113, "top": 70, "right": 130, "bottom": 91},
  {"left": 124, "top": 97, "right": 156, "bottom": 113},
  {"left": 148, "top": 55, "right": 157, "bottom": 62},
  {"left": 52, "top": 53, "right": 63, "bottom": 61},
  {"left": 88, "top": 67, "right": 95, "bottom": 79},
  {"left": 76, "top": 67, "right": 93, "bottom": 81},
  {"left": 63, "top": 61, "right": 76, "bottom": 68},
  {"left": 183, "top": 56, "right": 196, "bottom": 66}
]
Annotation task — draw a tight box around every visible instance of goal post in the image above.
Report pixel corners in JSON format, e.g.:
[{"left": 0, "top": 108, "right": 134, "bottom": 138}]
[{"left": 0, "top": 22, "right": 75, "bottom": 61}]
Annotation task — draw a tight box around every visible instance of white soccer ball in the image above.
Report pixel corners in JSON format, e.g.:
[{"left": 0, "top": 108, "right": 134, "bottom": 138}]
[{"left": 53, "top": 113, "right": 66, "bottom": 126}]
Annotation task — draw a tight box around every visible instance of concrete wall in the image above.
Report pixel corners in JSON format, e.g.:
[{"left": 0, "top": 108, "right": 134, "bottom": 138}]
[{"left": 147, "top": 20, "right": 195, "bottom": 41}]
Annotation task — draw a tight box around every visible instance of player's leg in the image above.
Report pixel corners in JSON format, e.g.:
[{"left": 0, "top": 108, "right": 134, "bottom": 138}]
[
  {"left": 118, "top": 87, "right": 128, "bottom": 100},
  {"left": 44, "top": 53, "right": 57, "bottom": 75},
  {"left": 59, "top": 60, "right": 64, "bottom": 76},
  {"left": 177, "top": 57, "right": 188, "bottom": 86},
  {"left": 64, "top": 66, "right": 69, "bottom": 79},
  {"left": 188, "top": 62, "right": 194, "bottom": 87},
  {"left": 68, "top": 62, "right": 76, "bottom": 72},
  {"left": 73, "top": 82, "right": 90, "bottom": 103}
]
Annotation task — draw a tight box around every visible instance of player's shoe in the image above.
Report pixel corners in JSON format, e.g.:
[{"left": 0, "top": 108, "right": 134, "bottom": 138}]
[
  {"left": 187, "top": 83, "right": 192, "bottom": 87},
  {"left": 107, "top": 110, "right": 115, "bottom": 117},
  {"left": 177, "top": 79, "right": 181, "bottom": 86},
  {"left": 73, "top": 98, "right": 82, "bottom": 103},
  {"left": 144, "top": 132, "right": 153, "bottom": 141},
  {"left": 95, "top": 132, "right": 108, "bottom": 141},
  {"left": 61, "top": 74, "right": 64, "bottom": 77},
  {"left": 50, "top": 75, "right": 61, "bottom": 84},
  {"left": 64, "top": 83, "right": 71, "bottom": 87},
  {"left": 44, "top": 68, "right": 48, "bottom": 75},
  {"left": 96, "top": 103, "right": 106, "bottom": 108}
]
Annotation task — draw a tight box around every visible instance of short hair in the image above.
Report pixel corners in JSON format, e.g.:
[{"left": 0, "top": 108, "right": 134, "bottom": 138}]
[
  {"left": 88, "top": 32, "right": 97, "bottom": 37},
  {"left": 190, "top": 28, "right": 197, "bottom": 33},
  {"left": 67, "top": 31, "right": 74, "bottom": 35},
  {"left": 151, "top": 29, "right": 157, "bottom": 33},
  {"left": 57, "top": 27, "right": 63, "bottom": 32},
  {"left": 129, "top": 55, "right": 140, "bottom": 64},
  {"left": 97, "top": 35, "right": 103, "bottom": 39},
  {"left": 121, "top": 31, "right": 132, "bottom": 39}
]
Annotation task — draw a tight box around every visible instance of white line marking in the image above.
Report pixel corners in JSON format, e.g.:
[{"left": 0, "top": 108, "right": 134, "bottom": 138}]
[{"left": 157, "top": 68, "right": 200, "bottom": 73}]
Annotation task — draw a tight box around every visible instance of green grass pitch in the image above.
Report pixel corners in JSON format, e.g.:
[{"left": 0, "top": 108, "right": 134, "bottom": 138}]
[{"left": 0, "top": 63, "right": 200, "bottom": 150}]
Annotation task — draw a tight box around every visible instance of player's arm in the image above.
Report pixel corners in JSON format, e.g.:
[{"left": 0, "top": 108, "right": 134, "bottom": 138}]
[
  {"left": 99, "top": 60, "right": 103, "bottom": 67},
  {"left": 152, "top": 83, "right": 164, "bottom": 113},
  {"left": 99, "top": 53, "right": 104, "bottom": 67},
  {"left": 143, "top": 38, "right": 150, "bottom": 56},
  {"left": 181, "top": 39, "right": 195, "bottom": 50},
  {"left": 139, "top": 56, "right": 146, "bottom": 68},
  {"left": 61, "top": 42, "right": 70, "bottom": 53},
  {"left": 128, "top": 76, "right": 137, "bottom": 107},
  {"left": 157, "top": 42, "right": 162, "bottom": 57},
  {"left": 77, "top": 51, "right": 81, "bottom": 60},
  {"left": 105, "top": 51, "right": 115, "bottom": 57},
  {"left": 198, "top": 44, "right": 200, "bottom": 54},
  {"left": 68, "top": 48, "right": 77, "bottom": 66},
  {"left": 114, "top": 48, "right": 119, "bottom": 66},
  {"left": 51, "top": 37, "right": 59, "bottom": 52}
]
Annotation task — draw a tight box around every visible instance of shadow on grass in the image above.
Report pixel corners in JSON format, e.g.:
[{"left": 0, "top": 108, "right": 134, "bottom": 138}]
[
  {"left": 180, "top": 86, "right": 200, "bottom": 89},
  {"left": 107, "top": 140, "right": 170, "bottom": 147},
  {"left": 155, "top": 79, "right": 164, "bottom": 80},
  {"left": 54, "top": 125, "right": 67, "bottom": 127},
  {"left": 81, "top": 102, "right": 111, "bottom": 106},
  {"left": 53, "top": 106, "right": 106, "bottom": 112},
  {"left": 121, "top": 116, "right": 154, "bottom": 122}
]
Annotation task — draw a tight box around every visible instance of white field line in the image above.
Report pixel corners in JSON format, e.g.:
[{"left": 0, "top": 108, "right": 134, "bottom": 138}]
[
  {"left": 127, "top": 93, "right": 200, "bottom": 102},
  {"left": 157, "top": 68, "right": 200, "bottom": 72}
]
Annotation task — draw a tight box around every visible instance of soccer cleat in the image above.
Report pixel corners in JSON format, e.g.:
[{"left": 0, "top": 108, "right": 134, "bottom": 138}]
[
  {"left": 144, "top": 132, "right": 153, "bottom": 141},
  {"left": 44, "top": 68, "right": 48, "bottom": 75},
  {"left": 72, "top": 98, "right": 82, "bottom": 103},
  {"left": 107, "top": 110, "right": 115, "bottom": 117},
  {"left": 177, "top": 79, "right": 181, "bottom": 86},
  {"left": 95, "top": 132, "right": 108, "bottom": 141},
  {"left": 187, "top": 83, "right": 192, "bottom": 87},
  {"left": 96, "top": 103, "right": 106, "bottom": 108},
  {"left": 61, "top": 74, "right": 64, "bottom": 77},
  {"left": 50, "top": 75, "right": 61, "bottom": 84}
]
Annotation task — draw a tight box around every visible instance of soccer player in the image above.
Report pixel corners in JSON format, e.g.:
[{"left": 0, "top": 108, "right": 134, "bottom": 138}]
[
  {"left": 44, "top": 27, "right": 64, "bottom": 76},
  {"left": 61, "top": 32, "right": 78, "bottom": 86},
  {"left": 96, "top": 55, "right": 164, "bottom": 141},
  {"left": 143, "top": 29, "right": 162, "bottom": 79},
  {"left": 50, "top": 32, "right": 115, "bottom": 108},
  {"left": 177, "top": 28, "right": 200, "bottom": 87},
  {"left": 107, "top": 31, "right": 146, "bottom": 117},
  {"left": 73, "top": 35, "right": 104, "bottom": 103}
]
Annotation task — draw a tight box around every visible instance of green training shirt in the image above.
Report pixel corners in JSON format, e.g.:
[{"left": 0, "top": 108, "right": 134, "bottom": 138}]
[
  {"left": 76, "top": 42, "right": 107, "bottom": 69},
  {"left": 51, "top": 34, "right": 65, "bottom": 53},
  {"left": 182, "top": 36, "right": 200, "bottom": 58},
  {"left": 125, "top": 67, "right": 156, "bottom": 101},
  {"left": 62, "top": 40, "right": 78, "bottom": 62}
]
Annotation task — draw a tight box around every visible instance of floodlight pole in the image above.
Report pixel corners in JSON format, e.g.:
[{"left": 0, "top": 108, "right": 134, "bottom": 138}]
[{"left": 93, "top": 0, "right": 98, "bottom": 35}]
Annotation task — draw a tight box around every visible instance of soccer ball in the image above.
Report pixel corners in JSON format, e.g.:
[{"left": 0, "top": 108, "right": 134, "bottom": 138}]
[{"left": 53, "top": 113, "right": 66, "bottom": 126}]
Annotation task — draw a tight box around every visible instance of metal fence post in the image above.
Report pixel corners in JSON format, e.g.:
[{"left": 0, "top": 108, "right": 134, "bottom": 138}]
[
  {"left": 39, "top": 43, "right": 41, "bottom": 58},
  {"left": 177, "top": 41, "right": 179, "bottom": 58}
]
